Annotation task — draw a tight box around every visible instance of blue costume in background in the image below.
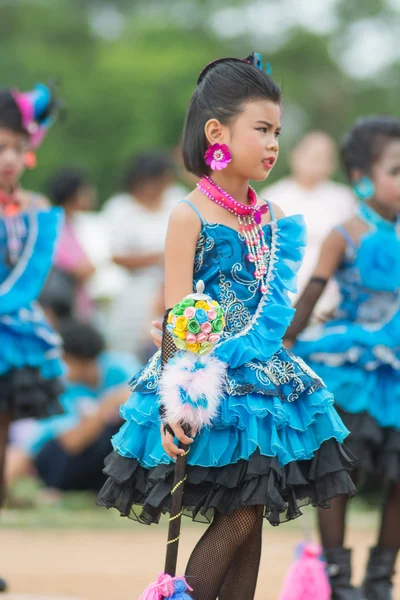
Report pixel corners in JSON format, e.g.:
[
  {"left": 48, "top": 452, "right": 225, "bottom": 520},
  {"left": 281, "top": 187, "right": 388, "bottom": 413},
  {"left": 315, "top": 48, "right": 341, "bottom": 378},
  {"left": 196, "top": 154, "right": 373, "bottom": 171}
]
[
  {"left": 294, "top": 203, "right": 400, "bottom": 480},
  {"left": 98, "top": 202, "right": 355, "bottom": 526},
  {"left": 0, "top": 202, "right": 64, "bottom": 419}
]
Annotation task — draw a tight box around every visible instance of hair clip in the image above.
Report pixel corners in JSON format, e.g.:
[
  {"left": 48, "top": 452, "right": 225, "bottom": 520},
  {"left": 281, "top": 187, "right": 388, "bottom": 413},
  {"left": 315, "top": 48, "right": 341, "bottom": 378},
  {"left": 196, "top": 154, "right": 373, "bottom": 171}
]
[{"left": 245, "top": 52, "right": 272, "bottom": 75}]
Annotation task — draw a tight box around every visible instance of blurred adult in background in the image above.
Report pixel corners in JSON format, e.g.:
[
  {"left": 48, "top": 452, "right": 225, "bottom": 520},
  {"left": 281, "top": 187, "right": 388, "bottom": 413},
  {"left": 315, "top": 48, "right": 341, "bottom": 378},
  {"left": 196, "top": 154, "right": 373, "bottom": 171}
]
[
  {"left": 7, "top": 320, "right": 137, "bottom": 494},
  {"left": 44, "top": 167, "right": 96, "bottom": 321},
  {"left": 261, "top": 131, "right": 356, "bottom": 318},
  {"left": 102, "top": 152, "right": 174, "bottom": 360}
]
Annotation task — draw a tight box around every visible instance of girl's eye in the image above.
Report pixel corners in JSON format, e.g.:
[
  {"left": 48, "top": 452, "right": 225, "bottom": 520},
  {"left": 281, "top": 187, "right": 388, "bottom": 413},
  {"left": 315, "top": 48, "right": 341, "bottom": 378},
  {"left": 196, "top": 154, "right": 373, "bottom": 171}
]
[
  {"left": 257, "top": 127, "right": 268, "bottom": 133},
  {"left": 274, "top": 131, "right": 281, "bottom": 139},
  {"left": 388, "top": 166, "right": 400, "bottom": 176}
]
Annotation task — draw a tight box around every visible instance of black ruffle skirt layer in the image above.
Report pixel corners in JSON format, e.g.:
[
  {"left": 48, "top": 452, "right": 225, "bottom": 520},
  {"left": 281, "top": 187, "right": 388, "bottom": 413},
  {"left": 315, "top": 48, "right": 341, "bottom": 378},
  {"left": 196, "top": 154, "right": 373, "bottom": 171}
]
[
  {"left": 337, "top": 408, "right": 400, "bottom": 482},
  {"left": 0, "top": 367, "right": 64, "bottom": 421},
  {"left": 97, "top": 438, "right": 357, "bottom": 527}
]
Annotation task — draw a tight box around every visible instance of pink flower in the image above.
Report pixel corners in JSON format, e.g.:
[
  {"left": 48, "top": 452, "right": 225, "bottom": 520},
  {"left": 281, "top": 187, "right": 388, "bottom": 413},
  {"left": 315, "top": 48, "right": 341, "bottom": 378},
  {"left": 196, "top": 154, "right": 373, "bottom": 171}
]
[
  {"left": 186, "top": 333, "right": 197, "bottom": 344},
  {"left": 184, "top": 307, "right": 196, "bottom": 319},
  {"left": 197, "top": 333, "right": 209, "bottom": 344},
  {"left": 209, "top": 333, "right": 221, "bottom": 344},
  {"left": 204, "top": 144, "right": 232, "bottom": 171},
  {"left": 207, "top": 309, "right": 217, "bottom": 321},
  {"left": 201, "top": 322, "right": 212, "bottom": 334}
]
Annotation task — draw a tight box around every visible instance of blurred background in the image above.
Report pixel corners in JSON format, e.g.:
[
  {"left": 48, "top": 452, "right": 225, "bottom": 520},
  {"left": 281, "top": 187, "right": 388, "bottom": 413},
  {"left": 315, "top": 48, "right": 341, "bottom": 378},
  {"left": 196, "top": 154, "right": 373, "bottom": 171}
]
[{"left": 1, "top": 1, "right": 400, "bottom": 598}]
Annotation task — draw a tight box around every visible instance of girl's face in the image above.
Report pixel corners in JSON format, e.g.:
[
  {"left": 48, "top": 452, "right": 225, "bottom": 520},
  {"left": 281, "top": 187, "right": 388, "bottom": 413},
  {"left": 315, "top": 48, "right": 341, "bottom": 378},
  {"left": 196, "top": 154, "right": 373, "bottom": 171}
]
[
  {"left": 371, "top": 140, "right": 400, "bottom": 211},
  {"left": 222, "top": 99, "right": 281, "bottom": 182},
  {"left": 0, "top": 128, "right": 29, "bottom": 191}
]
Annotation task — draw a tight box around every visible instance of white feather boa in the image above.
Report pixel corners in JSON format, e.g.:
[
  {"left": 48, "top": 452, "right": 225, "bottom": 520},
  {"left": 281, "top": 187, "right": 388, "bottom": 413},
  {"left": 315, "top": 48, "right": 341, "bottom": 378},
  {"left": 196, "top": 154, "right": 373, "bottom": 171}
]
[{"left": 159, "top": 352, "right": 227, "bottom": 430}]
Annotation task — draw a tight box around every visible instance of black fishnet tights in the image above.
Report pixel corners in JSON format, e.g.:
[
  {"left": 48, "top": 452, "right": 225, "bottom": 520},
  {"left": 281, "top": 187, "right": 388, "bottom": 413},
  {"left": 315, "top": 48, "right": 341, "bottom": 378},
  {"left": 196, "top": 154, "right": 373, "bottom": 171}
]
[
  {"left": 318, "top": 474, "right": 400, "bottom": 551},
  {"left": 185, "top": 506, "right": 263, "bottom": 600}
]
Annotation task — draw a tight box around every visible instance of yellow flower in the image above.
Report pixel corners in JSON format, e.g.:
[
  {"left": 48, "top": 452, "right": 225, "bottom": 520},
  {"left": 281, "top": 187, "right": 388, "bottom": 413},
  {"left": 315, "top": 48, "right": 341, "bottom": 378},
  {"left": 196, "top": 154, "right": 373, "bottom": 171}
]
[
  {"left": 175, "top": 316, "right": 188, "bottom": 332},
  {"left": 187, "top": 342, "right": 200, "bottom": 353},
  {"left": 195, "top": 300, "right": 209, "bottom": 310},
  {"left": 211, "top": 300, "right": 219, "bottom": 307},
  {"left": 173, "top": 329, "right": 187, "bottom": 340},
  {"left": 167, "top": 312, "right": 174, "bottom": 324}
]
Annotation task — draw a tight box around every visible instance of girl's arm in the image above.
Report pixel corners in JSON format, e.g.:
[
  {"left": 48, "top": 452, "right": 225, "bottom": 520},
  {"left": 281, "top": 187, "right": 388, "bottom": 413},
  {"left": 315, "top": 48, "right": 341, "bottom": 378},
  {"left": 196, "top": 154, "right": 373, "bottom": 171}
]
[
  {"left": 160, "top": 202, "right": 201, "bottom": 460},
  {"left": 285, "top": 229, "right": 347, "bottom": 343},
  {"left": 112, "top": 252, "right": 164, "bottom": 270}
]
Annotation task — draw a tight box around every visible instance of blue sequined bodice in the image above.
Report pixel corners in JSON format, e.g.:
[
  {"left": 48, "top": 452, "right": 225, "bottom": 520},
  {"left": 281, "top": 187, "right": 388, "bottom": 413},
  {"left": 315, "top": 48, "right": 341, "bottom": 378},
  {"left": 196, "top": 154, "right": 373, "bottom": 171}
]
[
  {"left": 335, "top": 208, "right": 400, "bottom": 327},
  {"left": 193, "top": 222, "right": 273, "bottom": 337},
  {"left": 0, "top": 214, "right": 30, "bottom": 283}
]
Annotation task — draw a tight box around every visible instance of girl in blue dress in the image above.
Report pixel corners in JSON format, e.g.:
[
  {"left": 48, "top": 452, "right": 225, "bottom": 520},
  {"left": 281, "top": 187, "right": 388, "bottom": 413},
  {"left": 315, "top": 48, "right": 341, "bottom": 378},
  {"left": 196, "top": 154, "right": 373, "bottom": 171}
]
[
  {"left": 97, "top": 53, "right": 355, "bottom": 600},
  {"left": 286, "top": 116, "right": 400, "bottom": 600},
  {"left": 0, "top": 84, "right": 63, "bottom": 590}
]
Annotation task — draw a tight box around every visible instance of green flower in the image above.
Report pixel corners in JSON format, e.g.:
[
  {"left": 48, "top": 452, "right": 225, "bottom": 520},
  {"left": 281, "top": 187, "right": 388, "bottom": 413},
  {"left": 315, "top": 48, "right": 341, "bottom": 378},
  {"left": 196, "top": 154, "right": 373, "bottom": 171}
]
[
  {"left": 212, "top": 318, "right": 224, "bottom": 333},
  {"left": 216, "top": 307, "right": 224, "bottom": 318},
  {"left": 181, "top": 298, "right": 196, "bottom": 308},
  {"left": 199, "top": 342, "right": 213, "bottom": 356},
  {"left": 188, "top": 319, "right": 201, "bottom": 334},
  {"left": 173, "top": 302, "right": 184, "bottom": 316}
]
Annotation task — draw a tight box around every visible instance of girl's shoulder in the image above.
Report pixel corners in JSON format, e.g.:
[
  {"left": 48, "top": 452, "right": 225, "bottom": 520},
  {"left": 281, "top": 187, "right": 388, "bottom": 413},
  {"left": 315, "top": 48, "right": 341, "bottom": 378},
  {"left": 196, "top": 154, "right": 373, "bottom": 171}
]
[
  {"left": 333, "top": 215, "right": 369, "bottom": 248},
  {"left": 17, "top": 189, "right": 50, "bottom": 212}
]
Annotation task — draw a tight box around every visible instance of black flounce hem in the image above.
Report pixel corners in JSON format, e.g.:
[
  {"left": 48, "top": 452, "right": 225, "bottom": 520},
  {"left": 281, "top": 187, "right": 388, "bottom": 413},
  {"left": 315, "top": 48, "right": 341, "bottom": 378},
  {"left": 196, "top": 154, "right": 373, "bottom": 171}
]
[
  {"left": 0, "top": 367, "right": 64, "bottom": 421},
  {"left": 337, "top": 408, "right": 400, "bottom": 482},
  {"left": 96, "top": 438, "right": 357, "bottom": 527}
]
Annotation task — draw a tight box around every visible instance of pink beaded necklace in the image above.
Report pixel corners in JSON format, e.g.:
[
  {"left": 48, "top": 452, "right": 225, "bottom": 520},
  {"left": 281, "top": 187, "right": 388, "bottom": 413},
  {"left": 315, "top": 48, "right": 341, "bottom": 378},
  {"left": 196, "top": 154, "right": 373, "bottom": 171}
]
[{"left": 197, "top": 176, "right": 270, "bottom": 294}]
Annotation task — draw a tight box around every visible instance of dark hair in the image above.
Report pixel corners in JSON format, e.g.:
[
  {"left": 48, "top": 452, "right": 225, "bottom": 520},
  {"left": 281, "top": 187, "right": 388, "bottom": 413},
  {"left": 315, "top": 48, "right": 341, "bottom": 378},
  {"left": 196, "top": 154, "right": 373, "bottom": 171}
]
[
  {"left": 59, "top": 320, "right": 105, "bottom": 360},
  {"left": 341, "top": 115, "right": 400, "bottom": 180},
  {"left": 47, "top": 167, "right": 89, "bottom": 206},
  {"left": 182, "top": 59, "right": 281, "bottom": 177},
  {"left": 0, "top": 90, "right": 25, "bottom": 135},
  {"left": 121, "top": 152, "right": 173, "bottom": 192}
]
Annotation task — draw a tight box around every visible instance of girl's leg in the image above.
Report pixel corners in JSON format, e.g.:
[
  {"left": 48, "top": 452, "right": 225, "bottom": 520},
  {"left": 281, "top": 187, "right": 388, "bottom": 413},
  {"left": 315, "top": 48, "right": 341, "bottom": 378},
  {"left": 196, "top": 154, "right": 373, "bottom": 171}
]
[
  {"left": 218, "top": 505, "right": 263, "bottom": 600},
  {"left": 318, "top": 471, "right": 364, "bottom": 599},
  {"left": 0, "top": 412, "right": 12, "bottom": 508},
  {"left": 185, "top": 506, "right": 262, "bottom": 600},
  {"left": 0, "top": 411, "right": 12, "bottom": 593},
  {"left": 377, "top": 481, "right": 400, "bottom": 550},
  {"left": 362, "top": 481, "right": 400, "bottom": 600},
  {"left": 318, "top": 494, "right": 348, "bottom": 549}
]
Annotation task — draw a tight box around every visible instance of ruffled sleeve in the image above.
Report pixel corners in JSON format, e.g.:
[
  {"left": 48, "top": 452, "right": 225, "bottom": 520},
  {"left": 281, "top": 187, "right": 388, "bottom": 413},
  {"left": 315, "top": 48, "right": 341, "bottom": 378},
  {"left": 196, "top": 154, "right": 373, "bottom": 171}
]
[
  {"left": 214, "top": 215, "right": 306, "bottom": 368},
  {"left": 0, "top": 208, "right": 63, "bottom": 314}
]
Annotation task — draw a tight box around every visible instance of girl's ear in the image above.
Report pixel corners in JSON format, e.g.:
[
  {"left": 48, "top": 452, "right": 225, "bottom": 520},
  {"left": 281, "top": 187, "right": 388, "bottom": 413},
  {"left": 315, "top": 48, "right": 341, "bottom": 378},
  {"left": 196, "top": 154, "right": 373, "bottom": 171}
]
[{"left": 204, "top": 119, "right": 225, "bottom": 146}]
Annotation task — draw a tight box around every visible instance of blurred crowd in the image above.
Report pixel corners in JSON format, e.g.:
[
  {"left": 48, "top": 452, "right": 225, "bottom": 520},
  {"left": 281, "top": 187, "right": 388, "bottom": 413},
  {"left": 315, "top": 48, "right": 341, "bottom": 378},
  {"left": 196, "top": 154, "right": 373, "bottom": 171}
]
[{"left": 7, "top": 131, "right": 356, "bottom": 503}]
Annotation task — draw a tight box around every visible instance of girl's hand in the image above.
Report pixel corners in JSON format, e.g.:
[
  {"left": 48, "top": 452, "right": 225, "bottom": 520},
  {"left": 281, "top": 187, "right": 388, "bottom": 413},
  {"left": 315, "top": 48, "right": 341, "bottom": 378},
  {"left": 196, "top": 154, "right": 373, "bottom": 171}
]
[
  {"left": 161, "top": 422, "right": 196, "bottom": 460},
  {"left": 151, "top": 320, "right": 163, "bottom": 349},
  {"left": 283, "top": 338, "right": 294, "bottom": 350}
]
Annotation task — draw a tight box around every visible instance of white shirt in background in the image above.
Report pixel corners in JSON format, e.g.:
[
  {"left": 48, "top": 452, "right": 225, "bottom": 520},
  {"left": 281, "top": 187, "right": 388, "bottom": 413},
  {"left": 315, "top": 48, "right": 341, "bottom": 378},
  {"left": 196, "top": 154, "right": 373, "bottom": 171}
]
[
  {"left": 261, "top": 177, "right": 356, "bottom": 317},
  {"left": 101, "top": 193, "right": 177, "bottom": 358}
]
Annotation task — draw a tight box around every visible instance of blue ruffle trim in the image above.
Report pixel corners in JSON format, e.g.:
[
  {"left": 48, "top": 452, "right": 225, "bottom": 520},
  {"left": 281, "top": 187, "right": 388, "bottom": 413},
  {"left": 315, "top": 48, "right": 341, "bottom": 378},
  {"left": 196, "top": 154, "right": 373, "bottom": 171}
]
[
  {"left": 0, "top": 208, "right": 63, "bottom": 314},
  {"left": 214, "top": 215, "right": 306, "bottom": 368},
  {"left": 0, "top": 304, "right": 64, "bottom": 379},
  {"left": 117, "top": 347, "right": 349, "bottom": 469},
  {"left": 293, "top": 356, "right": 400, "bottom": 431}
]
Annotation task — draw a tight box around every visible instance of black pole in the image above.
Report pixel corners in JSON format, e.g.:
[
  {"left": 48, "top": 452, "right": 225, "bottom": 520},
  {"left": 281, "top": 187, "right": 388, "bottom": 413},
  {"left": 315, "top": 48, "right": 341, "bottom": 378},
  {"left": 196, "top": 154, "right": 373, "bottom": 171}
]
[{"left": 164, "top": 439, "right": 189, "bottom": 577}]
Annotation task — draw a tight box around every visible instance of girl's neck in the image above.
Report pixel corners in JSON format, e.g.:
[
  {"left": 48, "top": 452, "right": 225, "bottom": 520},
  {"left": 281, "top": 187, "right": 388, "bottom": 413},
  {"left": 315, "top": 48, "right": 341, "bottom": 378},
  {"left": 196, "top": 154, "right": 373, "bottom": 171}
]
[
  {"left": 367, "top": 198, "right": 397, "bottom": 223},
  {"left": 0, "top": 182, "right": 16, "bottom": 196},
  {"left": 209, "top": 172, "right": 251, "bottom": 205}
]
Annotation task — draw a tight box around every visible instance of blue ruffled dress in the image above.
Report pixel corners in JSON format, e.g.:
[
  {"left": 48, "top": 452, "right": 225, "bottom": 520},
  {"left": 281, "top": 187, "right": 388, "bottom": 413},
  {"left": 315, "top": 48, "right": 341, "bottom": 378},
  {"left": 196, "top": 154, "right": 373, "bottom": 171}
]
[
  {"left": 97, "top": 201, "right": 355, "bottom": 526},
  {"left": 293, "top": 203, "right": 400, "bottom": 480},
  {"left": 0, "top": 204, "right": 65, "bottom": 419}
]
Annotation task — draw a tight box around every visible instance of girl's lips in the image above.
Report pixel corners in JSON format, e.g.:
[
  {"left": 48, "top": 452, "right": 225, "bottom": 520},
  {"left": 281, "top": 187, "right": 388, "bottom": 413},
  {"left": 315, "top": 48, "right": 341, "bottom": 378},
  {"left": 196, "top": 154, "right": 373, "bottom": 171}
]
[{"left": 262, "top": 157, "right": 276, "bottom": 169}]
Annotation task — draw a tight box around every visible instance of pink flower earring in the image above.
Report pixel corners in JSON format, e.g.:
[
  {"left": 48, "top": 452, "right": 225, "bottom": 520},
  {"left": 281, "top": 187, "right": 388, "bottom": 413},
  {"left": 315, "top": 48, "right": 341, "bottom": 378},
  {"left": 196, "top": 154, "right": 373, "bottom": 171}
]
[{"left": 204, "top": 143, "right": 232, "bottom": 171}]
